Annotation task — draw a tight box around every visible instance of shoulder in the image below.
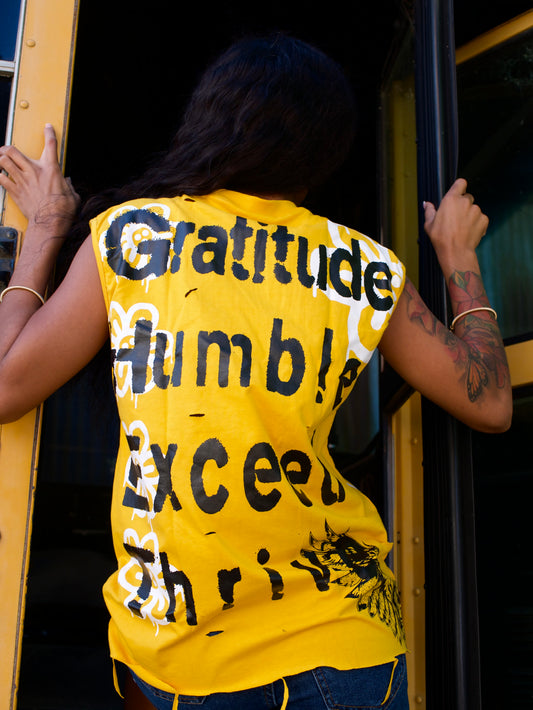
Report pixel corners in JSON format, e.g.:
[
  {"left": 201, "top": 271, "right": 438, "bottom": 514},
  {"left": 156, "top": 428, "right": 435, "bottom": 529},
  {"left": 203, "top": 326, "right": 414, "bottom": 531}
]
[
  {"left": 325, "top": 218, "right": 406, "bottom": 301},
  {"left": 90, "top": 196, "right": 186, "bottom": 235}
]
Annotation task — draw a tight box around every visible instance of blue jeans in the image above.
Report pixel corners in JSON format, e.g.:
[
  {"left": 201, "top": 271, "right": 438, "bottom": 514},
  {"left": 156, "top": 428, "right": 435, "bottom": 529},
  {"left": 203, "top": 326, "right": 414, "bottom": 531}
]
[{"left": 130, "top": 654, "right": 409, "bottom": 709}]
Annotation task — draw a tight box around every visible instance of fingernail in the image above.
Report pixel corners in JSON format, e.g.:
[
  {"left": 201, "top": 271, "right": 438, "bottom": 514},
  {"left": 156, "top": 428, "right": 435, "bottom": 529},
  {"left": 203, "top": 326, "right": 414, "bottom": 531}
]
[{"left": 422, "top": 201, "right": 427, "bottom": 209}]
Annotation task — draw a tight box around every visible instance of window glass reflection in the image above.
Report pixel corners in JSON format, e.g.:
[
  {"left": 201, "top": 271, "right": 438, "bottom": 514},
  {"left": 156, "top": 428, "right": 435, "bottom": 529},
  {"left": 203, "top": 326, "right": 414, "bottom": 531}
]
[
  {"left": 457, "top": 29, "right": 533, "bottom": 342},
  {"left": 0, "top": 0, "right": 22, "bottom": 61}
]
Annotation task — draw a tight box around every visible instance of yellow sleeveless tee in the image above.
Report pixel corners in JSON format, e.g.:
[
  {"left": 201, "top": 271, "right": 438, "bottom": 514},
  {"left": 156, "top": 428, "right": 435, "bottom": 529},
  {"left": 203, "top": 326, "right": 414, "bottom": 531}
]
[{"left": 90, "top": 190, "right": 407, "bottom": 695}]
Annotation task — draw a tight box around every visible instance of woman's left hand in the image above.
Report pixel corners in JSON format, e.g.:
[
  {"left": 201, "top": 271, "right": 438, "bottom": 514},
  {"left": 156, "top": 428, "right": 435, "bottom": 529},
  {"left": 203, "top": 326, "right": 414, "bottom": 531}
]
[{"left": 0, "top": 123, "right": 79, "bottom": 236}]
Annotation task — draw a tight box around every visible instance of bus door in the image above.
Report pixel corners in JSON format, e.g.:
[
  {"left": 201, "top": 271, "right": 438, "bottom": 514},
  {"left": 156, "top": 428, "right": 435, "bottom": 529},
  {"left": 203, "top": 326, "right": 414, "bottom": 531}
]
[
  {"left": 0, "top": 2, "right": 79, "bottom": 709},
  {"left": 381, "top": 6, "right": 533, "bottom": 710}
]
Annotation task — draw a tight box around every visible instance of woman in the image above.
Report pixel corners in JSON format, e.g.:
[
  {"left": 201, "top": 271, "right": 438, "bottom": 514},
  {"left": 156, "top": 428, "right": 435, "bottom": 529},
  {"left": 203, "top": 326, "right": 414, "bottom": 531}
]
[{"left": 0, "top": 35, "right": 511, "bottom": 710}]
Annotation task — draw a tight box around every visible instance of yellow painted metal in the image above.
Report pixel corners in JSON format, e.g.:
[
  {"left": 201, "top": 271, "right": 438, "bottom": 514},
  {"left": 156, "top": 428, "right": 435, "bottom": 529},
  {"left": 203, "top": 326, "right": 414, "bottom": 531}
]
[
  {"left": 456, "top": 9, "right": 533, "bottom": 64},
  {"left": 385, "top": 74, "right": 419, "bottom": 287},
  {"left": 0, "top": 1, "right": 79, "bottom": 708},
  {"left": 380, "top": 33, "right": 419, "bottom": 289},
  {"left": 506, "top": 341, "right": 533, "bottom": 388},
  {"left": 392, "top": 393, "right": 426, "bottom": 709}
]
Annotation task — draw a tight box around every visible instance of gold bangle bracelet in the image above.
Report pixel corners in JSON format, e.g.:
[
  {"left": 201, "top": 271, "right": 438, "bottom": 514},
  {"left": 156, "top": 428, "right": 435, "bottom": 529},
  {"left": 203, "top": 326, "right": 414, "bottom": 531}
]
[
  {"left": 450, "top": 306, "right": 497, "bottom": 331},
  {"left": 0, "top": 285, "right": 45, "bottom": 305}
]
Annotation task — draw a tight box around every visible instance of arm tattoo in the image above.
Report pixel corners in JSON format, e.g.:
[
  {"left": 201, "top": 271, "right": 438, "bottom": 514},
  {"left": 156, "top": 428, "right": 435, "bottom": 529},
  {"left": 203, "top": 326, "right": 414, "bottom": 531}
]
[{"left": 404, "top": 276, "right": 509, "bottom": 403}]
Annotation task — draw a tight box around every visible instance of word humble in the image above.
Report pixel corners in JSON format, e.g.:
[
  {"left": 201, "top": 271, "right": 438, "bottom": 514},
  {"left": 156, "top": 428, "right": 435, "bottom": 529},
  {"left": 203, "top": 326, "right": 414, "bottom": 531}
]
[
  {"left": 104, "top": 209, "right": 395, "bottom": 309},
  {"left": 115, "top": 316, "right": 362, "bottom": 405}
]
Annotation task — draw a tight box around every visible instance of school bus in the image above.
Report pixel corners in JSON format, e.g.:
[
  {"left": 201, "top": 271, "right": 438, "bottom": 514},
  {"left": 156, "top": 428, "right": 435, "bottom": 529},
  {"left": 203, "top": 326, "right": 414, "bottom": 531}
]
[{"left": 1, "top": 1, "right": 532, "bottom": 708}]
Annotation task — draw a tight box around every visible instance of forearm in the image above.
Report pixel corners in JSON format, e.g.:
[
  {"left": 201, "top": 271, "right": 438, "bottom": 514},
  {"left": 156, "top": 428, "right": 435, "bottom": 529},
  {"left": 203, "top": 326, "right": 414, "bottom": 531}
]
[
  {"left": 7, "top": 221, "right": 65, "bottom": 292},
  {"left": 0, "top": 221, "right": 69, "bottom": 361},
  {"left": 432, "top": 240, "right": 509, "bottom": 389},
  {"left": 381, "top": 276, "right": 511, "bottom": 432},
  {"left": 380, "top": 180, "right": 512, "bottom": 432},
  {"left": 434, "top": 243, "right": 489, "bottom": 315},
  {"left": 0, "top": 236, "right": 109, "bottom": 424},
  {"left": 422, "top": 181, "right": 511, "bottom": 418}
]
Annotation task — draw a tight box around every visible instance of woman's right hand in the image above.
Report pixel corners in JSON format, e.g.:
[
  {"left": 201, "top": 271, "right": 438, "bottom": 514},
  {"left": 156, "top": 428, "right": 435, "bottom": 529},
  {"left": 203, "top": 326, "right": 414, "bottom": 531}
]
[
  {"left": 422, "top": 178, "right": 488, "bottom": 275},
  {"left": 0, "top": 123, "right": 79, "bottom": 237}
]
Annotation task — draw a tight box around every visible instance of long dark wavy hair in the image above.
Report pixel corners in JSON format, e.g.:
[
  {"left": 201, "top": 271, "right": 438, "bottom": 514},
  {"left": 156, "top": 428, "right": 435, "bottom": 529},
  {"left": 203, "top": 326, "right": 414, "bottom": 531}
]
[
  {"left": 65, "top": 32, "right": 356, "bottom": 257},
  {"left": 61, "top": 33, "right": 356, "bottom": 403}
]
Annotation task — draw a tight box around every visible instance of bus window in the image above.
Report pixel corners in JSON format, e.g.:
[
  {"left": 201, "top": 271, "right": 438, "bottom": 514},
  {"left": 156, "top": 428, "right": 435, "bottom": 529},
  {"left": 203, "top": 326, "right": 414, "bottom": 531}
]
[
  {"left": 0, "top": 0, "right": 22, "bottom": 149},
  {"left": 456, "top": 19, "right": 533, "bottom": 342},
  {"left": 0, "top": 0, "right": 22, "bottom": 60}
]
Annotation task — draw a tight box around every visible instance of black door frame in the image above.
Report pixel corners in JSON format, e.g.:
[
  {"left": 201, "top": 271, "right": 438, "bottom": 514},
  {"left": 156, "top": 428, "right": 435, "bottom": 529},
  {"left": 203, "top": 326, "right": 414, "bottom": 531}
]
[{"left": 414, "top": 1, "right": 482, "bottom": 708}]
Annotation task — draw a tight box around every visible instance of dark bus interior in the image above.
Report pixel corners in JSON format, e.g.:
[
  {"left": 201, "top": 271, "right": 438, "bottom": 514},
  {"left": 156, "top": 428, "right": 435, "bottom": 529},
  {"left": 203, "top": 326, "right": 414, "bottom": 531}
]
[{"left": 16, "top": 1, "right": 531, "bottom": 708}]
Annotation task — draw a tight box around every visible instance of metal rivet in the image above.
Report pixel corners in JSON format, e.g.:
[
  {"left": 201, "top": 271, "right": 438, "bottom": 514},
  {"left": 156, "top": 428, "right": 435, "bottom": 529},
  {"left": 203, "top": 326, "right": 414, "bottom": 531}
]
[
  {"left": 19, "top": 100, "right": 29, "bottom": 109},
  {"left": 26, "top": 39, "right": 36, "bottom": 47},
  {"left": 411, "top": 436, "right": 418, "bottom": 445},
  {"left": 415, "top": 695, "right": 424, "bottom": 704},
  {"left": 413, "top": 536, "right": 420, "bottom": 545},
  {"left": 413, "top": 587, "right": 422, "bottom": 596}
]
